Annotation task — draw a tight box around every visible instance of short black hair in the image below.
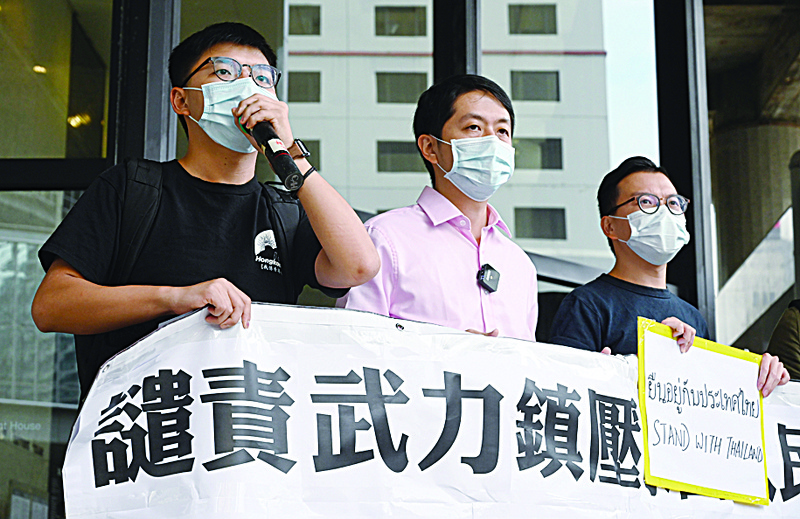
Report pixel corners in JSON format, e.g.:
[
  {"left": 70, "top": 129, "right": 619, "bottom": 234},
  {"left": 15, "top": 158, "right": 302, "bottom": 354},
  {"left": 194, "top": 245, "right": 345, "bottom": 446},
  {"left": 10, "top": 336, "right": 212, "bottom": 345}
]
[
  {"left": 597, "top": 156, "right": 669, "bottom": 253},
  {"left": 413, "top": 74, "right": 515, "bottom": 186},
  {"left": 168, "top": 22, "right": 277, "bottom": 133}
]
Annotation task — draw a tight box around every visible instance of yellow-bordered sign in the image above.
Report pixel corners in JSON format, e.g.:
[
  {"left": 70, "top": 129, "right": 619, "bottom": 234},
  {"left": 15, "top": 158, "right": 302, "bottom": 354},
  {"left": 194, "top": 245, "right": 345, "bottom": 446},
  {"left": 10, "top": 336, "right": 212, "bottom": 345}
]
[{"left": 637, "top": 316, "right": 768, "bottom": 505}]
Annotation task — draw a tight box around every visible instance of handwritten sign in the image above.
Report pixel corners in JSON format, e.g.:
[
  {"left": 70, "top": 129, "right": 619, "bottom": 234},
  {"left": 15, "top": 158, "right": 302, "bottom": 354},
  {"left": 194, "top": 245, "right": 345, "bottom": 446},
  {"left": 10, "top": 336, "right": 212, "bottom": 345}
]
[{"left": 637, "top": 317, "right": 768, "bottom": 504}]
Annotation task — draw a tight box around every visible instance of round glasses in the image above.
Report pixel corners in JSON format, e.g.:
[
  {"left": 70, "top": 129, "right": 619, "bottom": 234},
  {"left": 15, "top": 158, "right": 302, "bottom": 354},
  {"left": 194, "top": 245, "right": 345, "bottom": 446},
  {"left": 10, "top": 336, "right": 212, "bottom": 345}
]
[
  {"left": 182, "top": 56, "right": 282, "bottom": 89},
  {"left": 609, "top": 193, "right": 690, "bottom": 216}
]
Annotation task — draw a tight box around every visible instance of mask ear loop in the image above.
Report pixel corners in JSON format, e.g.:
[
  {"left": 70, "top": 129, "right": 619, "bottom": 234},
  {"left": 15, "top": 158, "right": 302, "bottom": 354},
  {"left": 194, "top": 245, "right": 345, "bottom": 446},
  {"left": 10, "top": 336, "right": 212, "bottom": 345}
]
[
  {"left": 175, "top": 86, "right": 202, "bottom": 126},
  {"left": 605, "top": 214, "right": 633, "bottom": 244},
  {"left": 430, "top": 136, "right": 455, "bottom": 175}
]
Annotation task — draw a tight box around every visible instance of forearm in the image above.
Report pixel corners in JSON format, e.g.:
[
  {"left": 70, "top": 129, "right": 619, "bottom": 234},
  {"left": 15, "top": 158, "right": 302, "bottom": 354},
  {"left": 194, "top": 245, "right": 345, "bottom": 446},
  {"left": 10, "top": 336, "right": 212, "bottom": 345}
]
[
  {"left": 295, "top": 159, "right": 380, "bottom": 288},
  {"left": 32, "top": 264, "right": 178, "bottom": 335}
]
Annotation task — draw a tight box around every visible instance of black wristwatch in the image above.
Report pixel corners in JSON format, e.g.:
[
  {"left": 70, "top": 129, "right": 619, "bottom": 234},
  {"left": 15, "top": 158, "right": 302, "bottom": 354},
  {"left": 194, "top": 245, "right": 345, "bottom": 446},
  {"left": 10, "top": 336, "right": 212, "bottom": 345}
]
[{"left": 288, "top": 139, "right": 311, "bottom": 160}]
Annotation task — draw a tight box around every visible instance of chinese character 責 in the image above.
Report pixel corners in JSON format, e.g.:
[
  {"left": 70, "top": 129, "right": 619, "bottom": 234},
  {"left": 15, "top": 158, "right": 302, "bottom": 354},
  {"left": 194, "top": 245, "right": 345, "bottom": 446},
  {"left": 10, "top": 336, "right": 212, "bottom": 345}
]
[{"left": 200, "top": 360, "right": 296, "bottom": 474}]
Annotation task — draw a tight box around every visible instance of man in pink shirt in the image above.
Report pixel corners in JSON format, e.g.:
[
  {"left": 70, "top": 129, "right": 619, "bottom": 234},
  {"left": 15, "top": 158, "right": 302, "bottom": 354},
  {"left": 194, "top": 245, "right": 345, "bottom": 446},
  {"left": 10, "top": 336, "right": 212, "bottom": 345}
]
[{"left": 339, "top": 75, "right": 538, "bottom": 340}]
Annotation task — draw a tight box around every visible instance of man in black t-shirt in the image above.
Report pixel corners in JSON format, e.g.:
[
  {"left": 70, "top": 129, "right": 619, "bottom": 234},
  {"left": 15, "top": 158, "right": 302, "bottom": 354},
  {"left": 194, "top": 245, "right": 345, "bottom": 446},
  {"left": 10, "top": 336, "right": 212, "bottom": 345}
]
[
  {"left": 549, "top": 156, "right": 788, "bottom": 397},
  {"left": 767, "top": 300, "right": 800, "bottom": 380},
  {"left": 31, "top": 22, "right": 379, "bottom": 397}
]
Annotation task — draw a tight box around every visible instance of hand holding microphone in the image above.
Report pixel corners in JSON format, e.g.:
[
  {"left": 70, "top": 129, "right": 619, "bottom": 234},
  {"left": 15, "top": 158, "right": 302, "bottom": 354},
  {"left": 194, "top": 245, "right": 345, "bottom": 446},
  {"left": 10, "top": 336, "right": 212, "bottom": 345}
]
[
  {"left": 238, "top": 120, "right": 309, "bottom": 192},
  {"left": 234, "top": 93, "right": 314, "bottom": 193}
]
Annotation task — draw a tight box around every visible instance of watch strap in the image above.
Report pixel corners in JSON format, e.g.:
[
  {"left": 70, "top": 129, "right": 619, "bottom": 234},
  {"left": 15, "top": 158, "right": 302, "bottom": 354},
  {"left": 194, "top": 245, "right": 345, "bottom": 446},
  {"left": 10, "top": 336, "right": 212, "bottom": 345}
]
[
  {"left": 302, "top": 165, "right": 317, "bottom": 181},
  {"left": 288, "top": 139, "right": 311, "bottom": 160}
]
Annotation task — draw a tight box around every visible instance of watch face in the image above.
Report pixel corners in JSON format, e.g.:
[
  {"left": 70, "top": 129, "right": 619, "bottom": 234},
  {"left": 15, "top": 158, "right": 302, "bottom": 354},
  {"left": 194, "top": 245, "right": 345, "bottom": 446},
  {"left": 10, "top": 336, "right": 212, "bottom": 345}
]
[{"left": 285, "top": 172, "right": 303, "bottom": 191}]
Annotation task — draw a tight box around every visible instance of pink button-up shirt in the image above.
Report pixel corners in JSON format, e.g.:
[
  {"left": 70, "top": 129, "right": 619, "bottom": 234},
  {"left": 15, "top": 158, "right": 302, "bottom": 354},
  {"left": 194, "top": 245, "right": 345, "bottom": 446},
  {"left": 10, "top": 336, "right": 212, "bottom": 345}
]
[{"left": 340, "top": 187, "right": 538, "bottom": 340}]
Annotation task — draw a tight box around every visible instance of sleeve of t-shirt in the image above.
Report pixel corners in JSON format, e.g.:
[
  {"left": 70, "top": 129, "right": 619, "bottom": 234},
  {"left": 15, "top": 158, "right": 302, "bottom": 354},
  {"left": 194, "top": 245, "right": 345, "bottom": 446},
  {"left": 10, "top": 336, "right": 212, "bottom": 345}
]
[
  {"left": 767, "top": 307, "right": 800, "bottom": 380},
  {"left": 548, "top": 292, "right": 604, "bottom": 352},
  {"left": 337, "top": 224, "right": 393, "bottom": 316},
  {"left": 696, "top": 314, "right": 710, "bottom": 341},
  {"left": 680, "top": 301, "right": 710, "bottom": 342},
  {"left": 38, "top": 165, "right": 125, "bottom": 284},
  {"left": 290, "top": 209, "right": 349, "bottom": 299}
]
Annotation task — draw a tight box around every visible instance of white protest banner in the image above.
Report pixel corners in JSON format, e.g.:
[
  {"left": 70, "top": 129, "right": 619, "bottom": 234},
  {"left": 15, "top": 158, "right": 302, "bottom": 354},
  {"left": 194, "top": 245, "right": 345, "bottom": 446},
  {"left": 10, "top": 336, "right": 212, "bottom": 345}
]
[
  {"left": 637, "top": 317, "right": 768, "bottom": 504},
  {"left": 64, "top": 304, "right": 800, "bottom": 518}
]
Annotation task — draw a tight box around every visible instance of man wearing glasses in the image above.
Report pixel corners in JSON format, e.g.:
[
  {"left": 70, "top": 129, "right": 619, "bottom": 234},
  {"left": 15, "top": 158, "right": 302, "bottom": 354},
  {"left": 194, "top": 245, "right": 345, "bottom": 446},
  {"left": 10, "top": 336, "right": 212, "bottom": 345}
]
[
  {"left": 549, "top": 156, "right": 789, "bottom": 397},
  {"left": 32, "top": 22, "right": 379, "bottom": 398}
]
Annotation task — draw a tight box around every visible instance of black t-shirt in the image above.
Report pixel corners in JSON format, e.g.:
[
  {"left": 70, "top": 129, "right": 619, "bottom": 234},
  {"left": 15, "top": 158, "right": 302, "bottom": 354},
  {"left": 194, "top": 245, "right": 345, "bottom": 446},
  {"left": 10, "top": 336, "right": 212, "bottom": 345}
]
[
  {"left": 39, "top": 160, "right": 344, "bottom": 395},
  {"left": 549, "top": 274, "right": 709, "bottom": 355}
]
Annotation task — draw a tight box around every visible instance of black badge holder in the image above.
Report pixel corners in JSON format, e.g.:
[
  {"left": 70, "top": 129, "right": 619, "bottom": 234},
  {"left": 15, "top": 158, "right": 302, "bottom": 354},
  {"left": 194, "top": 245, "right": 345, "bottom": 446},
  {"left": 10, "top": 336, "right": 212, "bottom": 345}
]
[{"left": 477, "top": 264, "right": 500, "bottom": 293}]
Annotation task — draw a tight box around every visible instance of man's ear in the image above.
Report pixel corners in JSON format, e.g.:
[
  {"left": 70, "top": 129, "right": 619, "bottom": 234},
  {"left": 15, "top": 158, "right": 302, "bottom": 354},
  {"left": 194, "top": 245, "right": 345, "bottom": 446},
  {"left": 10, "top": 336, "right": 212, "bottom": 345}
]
[
  {"left": 417, "top": 134, "right": 440, "bottom": 167},
  {"left": 601, "top": 215, "right": 619, "bottom": 241},
  {"left": 170, "top": 87, "right": 192, "bottom": 117}
]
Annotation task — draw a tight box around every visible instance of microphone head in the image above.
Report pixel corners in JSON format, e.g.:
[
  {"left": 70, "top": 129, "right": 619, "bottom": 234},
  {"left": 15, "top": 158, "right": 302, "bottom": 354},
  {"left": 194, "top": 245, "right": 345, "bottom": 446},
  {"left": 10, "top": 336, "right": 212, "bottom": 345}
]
[{"left": 236, "top": 117, "right": 252, "bottom": 136}]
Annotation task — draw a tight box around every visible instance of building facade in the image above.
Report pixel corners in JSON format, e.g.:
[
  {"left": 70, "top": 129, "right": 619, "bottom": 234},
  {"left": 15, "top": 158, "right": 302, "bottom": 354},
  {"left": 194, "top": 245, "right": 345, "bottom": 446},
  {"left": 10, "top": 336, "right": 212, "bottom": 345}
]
[
  {"left": 284, "top": 0, "right": 613, "bottom": 269},
  {"left": 2, "top": 0, "right": 798, "bottom": 516}
]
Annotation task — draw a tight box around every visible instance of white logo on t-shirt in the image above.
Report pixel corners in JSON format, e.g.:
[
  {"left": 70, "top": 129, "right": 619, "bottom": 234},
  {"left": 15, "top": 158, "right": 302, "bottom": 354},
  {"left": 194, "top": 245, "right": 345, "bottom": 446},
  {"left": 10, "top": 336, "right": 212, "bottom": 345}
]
[
  {"left": 254, "top": 229, "right": 282, "bottom": 273},
  {"left": 255, "top": 229, "right": 277, "bottom": 255}
]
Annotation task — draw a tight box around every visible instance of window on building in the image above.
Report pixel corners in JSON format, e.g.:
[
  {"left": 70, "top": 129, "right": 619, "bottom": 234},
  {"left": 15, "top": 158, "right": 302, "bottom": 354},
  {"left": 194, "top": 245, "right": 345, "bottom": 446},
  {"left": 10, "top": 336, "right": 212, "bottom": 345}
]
[
  {"left": 375, "top": 6, "right": 426, "bottom": 36},
  {"left": 3, "top": 10, "right": 107, "bottom": 160},
  {"left": 287, "top": 71, "right": 321, "bottom": 102},
  {"left": 508, "top": 4, "right": 557, "bottom": 35},
  {"left": 515, "top": 207, "right": 567, "bottom": 239},
  {"left": 511, "top": 71, "right": 560, "bottom": 101},
  {"left": 289, "top": 5, "right": 321, "bottom": 35},
  {"left": 376, "top": 72, "right": 428, "bottom": 103},
  {"left": 377, "top": 141, "right": 426, "bottom": 172},
  {"left": 514, "top": 138, "right": 563, "bottom": 169},
  {"left": 304, "top": 139, "right": 321, "bottom": 171}
]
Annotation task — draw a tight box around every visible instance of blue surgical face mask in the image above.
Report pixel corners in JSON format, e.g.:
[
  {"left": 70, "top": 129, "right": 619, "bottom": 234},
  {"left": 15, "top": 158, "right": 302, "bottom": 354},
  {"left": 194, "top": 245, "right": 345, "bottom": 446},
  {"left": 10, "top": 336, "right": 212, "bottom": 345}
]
[
  {"left": 434, "top": 135, "right": 515, "bottom": 202},
  {"left": 184, "top": 77, "right": 276, "bottom": 154},
  {"left": 609, "top": 207, "right": 691, "bottom": 265}
]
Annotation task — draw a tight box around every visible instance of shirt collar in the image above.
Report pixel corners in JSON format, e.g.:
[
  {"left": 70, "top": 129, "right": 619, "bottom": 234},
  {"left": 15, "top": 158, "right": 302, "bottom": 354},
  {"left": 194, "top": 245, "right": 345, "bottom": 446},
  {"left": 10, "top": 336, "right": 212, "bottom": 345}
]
[{"left": 416, "top": 186, "right": 512, "bottom": 235}]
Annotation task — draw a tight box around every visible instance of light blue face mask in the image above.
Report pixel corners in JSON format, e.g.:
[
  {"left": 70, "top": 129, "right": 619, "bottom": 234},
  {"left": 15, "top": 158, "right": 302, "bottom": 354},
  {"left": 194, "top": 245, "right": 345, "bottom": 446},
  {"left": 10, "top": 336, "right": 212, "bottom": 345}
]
[
  {"left": 184, "top": 77, "right": 276, "bottom": 154},
  {"left": 434, "top": 135, "right": 515, "bottom": 202},
  {"left": 609, "top": 207, "right": 691, "bottom": 265}
]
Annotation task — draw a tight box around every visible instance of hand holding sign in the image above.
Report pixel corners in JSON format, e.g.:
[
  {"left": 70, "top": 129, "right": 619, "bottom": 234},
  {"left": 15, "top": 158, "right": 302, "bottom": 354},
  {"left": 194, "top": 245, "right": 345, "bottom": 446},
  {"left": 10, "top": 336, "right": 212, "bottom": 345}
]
[
  {"left": 661, "top": 316, "right": 696, "bottom": 353},
  {"left": 758, "top": 352, "right": 790, "bottom": 397}
]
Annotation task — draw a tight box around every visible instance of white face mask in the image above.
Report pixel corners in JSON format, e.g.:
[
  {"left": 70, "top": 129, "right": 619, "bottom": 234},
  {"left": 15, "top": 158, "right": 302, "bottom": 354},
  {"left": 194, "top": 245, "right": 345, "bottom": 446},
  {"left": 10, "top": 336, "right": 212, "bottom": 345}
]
[
  {"left": 184, "top": 77, "right": 276, "bottom": 154},
  {"left": 434, "top": 135, "right": 515, "bottom": 202},
  {"left": 610, "top": 207, "right": 691, "bottom": 265}
]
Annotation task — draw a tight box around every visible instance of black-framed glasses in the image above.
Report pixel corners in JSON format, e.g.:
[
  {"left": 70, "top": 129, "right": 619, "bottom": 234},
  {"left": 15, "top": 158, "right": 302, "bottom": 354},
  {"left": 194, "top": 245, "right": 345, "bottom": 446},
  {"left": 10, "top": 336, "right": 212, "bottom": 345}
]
[
  {"left": 608, "top": 193, "right": 690, "bottom": 216},
  {"left": 182, "top": 56, "right": 282, "bottom": 89}
]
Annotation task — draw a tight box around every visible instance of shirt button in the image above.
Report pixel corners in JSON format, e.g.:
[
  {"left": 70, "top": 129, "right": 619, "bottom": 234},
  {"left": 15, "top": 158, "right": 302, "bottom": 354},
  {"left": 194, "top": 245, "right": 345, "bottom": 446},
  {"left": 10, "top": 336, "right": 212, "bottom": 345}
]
[{"left": 459, "top": 220, "right": 467, "bottom": 227}]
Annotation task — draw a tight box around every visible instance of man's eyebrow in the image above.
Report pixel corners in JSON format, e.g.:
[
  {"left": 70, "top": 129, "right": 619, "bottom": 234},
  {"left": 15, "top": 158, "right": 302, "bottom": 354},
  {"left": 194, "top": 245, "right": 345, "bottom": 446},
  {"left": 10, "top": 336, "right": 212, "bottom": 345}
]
[
  {"left": 626, "top": 190, "right": 678, "bottom": 198},
  {"left": 458, "top": 113, "right": 511, "bottom": 124}
]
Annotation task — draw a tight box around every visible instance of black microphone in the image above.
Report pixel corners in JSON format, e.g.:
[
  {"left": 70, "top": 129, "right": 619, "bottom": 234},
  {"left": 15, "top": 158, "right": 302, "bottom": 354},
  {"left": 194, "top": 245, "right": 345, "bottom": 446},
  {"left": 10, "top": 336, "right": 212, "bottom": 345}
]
[{"left": 244, "top": 121, "right": 304, "bottom": 191}]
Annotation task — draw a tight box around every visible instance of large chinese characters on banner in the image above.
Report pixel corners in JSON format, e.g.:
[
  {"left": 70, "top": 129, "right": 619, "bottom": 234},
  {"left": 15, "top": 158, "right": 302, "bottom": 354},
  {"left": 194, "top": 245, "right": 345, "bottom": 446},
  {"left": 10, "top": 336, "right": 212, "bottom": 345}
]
[{"left": 64, "top": 304, "right": 800, "bottom": 518}]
